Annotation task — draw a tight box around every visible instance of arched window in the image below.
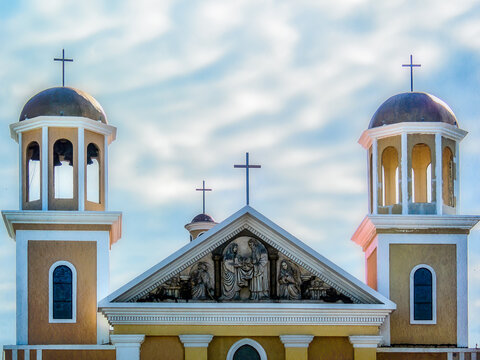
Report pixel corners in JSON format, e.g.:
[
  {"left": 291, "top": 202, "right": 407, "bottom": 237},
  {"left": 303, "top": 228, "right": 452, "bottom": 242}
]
[
  {"left": 442, "top": 146, "right": 454, "bottom": 207},
  {"left": 381, "top": 147, "right": 399, "bottom": 206},
  {"left": 226, "top": 339, "right": 267, "bottom": 360},
  {"left": 49, "top": 261, "right": 77, "bottom": 323},
  {"left": 411, "top": 143, "right": 432, "bottom": 203},
  {"left": 53, "top": 139, "right": 74, "bottom": 199},
  {"left": 26, "top": 141, "right": 40, "bottom": 202},
  {"left": 86, "top": 143, "right": 100, "bottom": 203},
  {"left": 410, "top": 265, "right": 436, "bottom": 324}
]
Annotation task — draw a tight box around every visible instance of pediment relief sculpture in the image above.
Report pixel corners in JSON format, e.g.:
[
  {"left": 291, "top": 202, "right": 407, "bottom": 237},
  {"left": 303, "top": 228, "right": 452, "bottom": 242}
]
[{"left": 135, "top": 235, "right": 353, "bottom": 304}]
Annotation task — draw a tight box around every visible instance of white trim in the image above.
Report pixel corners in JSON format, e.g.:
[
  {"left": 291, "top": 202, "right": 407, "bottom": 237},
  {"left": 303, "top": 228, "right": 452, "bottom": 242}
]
[
  {"left": 377, "top": 347, "right": 480, "bottom": 353},
  {"left": 409, "top": 264, "right": 437, "bottom": 324},
  {"left": 41, "top": 126, "right": 48, "bottom": 211},
  {"left": 280, "top": 335, "right": 314, "bottom": 348},
  {"left": 435, "top": 133, "right": 443, "bottom": 215},
  {"left": 2, "top": 211, "right": 122, "bottom": 244},
  {"left": 349, "top": 335, "right": 383, "bottom": 348},
  {"left": 227, "top": 338, "right": 267, "bottom": 360},
  {"left": 178, "top": 334, "right": 213, "bottom": 348},
  {"left": 401, "top": 132, "right": 408, "bottom": 215},
  {"left": 49, "top": 261, "right": 77, "bottom": 323},
  {"left": 101, "top": 305, "right": 392, "bottom": 326},
  {"left": 358, "top": 122, "right": 467, "bottom": 149},
  {"left": 103, "top": 135, "right": 108, "bottom": 210},
  {"left": 372, "top": 139, "right": 378, "bottom": 215},
  {"left": 12, "top": 349, "right": 17, "bottom": 360},
  {"left": 37, "top": 349, "right": 41, "bottom": 360},
  {"left": 78, "top": 127, "right": 85, "bottom": 211},
  {"left": 10, "top": 117, "right": 117, "bottom": 145},
  {"left": 18, "top": 133, "right": 23, "bottom": 209},
  {"left": 24, "top": 349, "right": 29, "bottom": 360},
  {"left": 457, "top": 235, "right": 468, "bottom": 346},
  {"left": 184, "top": 221, "right": 217, "bottom": 233},
  {"left": 4, "top": 345, "right": 114, "bottom": 350},
  {"left": 16, "top": 232, "right": 28, "bottom": 344},
  {"left": 367, "top": 150, "right": 371, "bottom": 214},
  {"left": 455, "top": 141, "right": 460, "bottom": 210}
]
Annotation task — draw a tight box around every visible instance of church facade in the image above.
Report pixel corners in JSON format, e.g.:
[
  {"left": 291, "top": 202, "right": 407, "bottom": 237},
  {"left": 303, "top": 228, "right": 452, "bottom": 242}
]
[{"left": 2, "top": 83, "right": 480, "bottom": 360}]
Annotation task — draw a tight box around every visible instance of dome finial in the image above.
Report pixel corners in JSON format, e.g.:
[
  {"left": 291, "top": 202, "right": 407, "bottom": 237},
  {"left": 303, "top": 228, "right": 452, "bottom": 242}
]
[
  {"left": 402, "top": 54, "right": 421, "bottom": 92},
  {"left": 54, "top": 49, "right": 74, "bottom": 87}
]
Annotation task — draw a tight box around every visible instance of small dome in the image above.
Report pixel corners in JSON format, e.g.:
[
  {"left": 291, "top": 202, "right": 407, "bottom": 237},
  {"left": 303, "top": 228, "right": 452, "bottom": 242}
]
[
  {"left": 19, "top": 87, "right": 107, "bottom": 123},
  {"left": 191, "top": 213, "right": 215, "bottom": 223},
  {"left": 369, "top": 92, "right": 457, "bottom": 129}
]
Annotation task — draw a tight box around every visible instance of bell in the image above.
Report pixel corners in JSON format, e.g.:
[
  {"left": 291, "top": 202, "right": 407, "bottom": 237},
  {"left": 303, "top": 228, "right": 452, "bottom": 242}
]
[{"left": 53, "top": 153, "right": 61, "bottom": 167}]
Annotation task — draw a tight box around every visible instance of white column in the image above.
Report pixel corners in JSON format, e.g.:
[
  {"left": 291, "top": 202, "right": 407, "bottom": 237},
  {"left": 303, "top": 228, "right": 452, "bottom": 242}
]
[
  {"left": 457, "top": 234, "right": 468, "bottom": 347},
  {"left": 455, "top": 141, "right": 460, "bottom": 211},
  {"left": 25, "top": 348, "right": 30, "bottom": 360},
  {"left": 367, "top": 151, "right": 371, "bottom": 214},
  {"left": 472, "top": 352, "right": 477, "bottom": 360},
  {"left": 401, "top": 132, "right": 408, "bottom": 215},
  {"left": 12, "top": 349, "right": 17, "bottom": 360},
  {"left": 372, "top": 139, "right": 378, "bottom": 215},
  {"left": 16, "top": 232, "right": 28, "bottom": 345},
  {"left": 447, "top": 353, "right": 453, "bottom": 360},
  {"left": 459, "top": 352, "right": 465, "bottom": 360},
  {"left": 179, "top": 334, "right": 214, "bottom": 347},
  {"left": 435, "top": 133, "right": 442, "bottom": 215},
  {"left": 279, "top": 335, "right": 314, "bottom": 347},
  {"left": 111, "top": 334, "right": 145, "bottom": 360},
  {"left": 41, "top": 126, "right": 48, "bottom": 210},
  {"left": 18, "top": 133, "right": 23, "bottom": 209},
  {"left": 78, "top": 127, "right": 85, "bottom": 211},
  {"left": 37, "top": 349, "right": 42, "bottom": 360},
  {"left": 104, "top": 136, "right": 109, "bottom": 210}
]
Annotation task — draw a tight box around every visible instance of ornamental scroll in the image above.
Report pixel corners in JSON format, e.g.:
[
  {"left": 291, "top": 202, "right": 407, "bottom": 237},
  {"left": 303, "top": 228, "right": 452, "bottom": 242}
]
[{"left": 136, "top": 235, "right": 353, "bottom": 303}]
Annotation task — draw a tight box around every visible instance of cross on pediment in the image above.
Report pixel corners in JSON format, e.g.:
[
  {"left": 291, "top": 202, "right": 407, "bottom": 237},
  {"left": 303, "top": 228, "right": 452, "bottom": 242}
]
[{"left": 234, "top": 152, "right": 261, "bottom": 206}]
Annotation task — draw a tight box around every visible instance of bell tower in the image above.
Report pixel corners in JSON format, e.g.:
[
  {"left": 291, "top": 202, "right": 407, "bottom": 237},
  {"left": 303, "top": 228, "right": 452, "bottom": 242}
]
[
  {"left": 3, "top": 86, "right": 122, "bottom": 345},
  {"left": 352, "top": 92, "right": 480, "bottom": 347}
]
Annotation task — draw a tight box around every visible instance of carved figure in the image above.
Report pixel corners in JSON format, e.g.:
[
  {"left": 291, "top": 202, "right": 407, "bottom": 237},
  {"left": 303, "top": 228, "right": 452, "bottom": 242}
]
[
  {"left": 191, "top": 262, "right": 213, "bottom": 300},
  {"left": 248, "top": 238, "right": 269, "bottom": 299},
  {"left": 164, "top": 276, "right": 181, "bottom": 299},
  {"left": 306, "top": 278, "right": 331, "bottom": 300},
  {"left": 222, "top": 243, "right": 253, "bottom": 299},
  {"left": 278, "top": 260, "right": 301, "bottom": 300}
]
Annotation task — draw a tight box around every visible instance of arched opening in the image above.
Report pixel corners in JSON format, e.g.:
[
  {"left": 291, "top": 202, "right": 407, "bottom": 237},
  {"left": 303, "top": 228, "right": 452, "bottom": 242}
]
[
  {"left": 49, "top": 261, "right": 77, "bottom": 323},
  {"left": 381, "top": 146, "right": 399, "bottom": 206},
  {"left": 53, "top": 139, "right": 74, "bottom": 199},
  {"left": 410, "top": 265, "right": 436, "bottom": 323},
  {"left": 411, "top": 143, "right": 432, "bottom": 203},
  {"left": 26, "top": 141, "right": 40, "bottom": 202},
  {"left": 86, "top": 143, "right": 100, "bottom": 203},
  {"left": 443, "top": 146, "right": 454, "bottom": 207},
  {"left": 226, "top": 339, "right": 267, "bottom": 360}
]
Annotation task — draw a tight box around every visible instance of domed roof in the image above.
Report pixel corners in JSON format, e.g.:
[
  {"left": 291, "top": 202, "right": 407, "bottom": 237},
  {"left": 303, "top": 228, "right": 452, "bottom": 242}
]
[
  {"left": 191, "top": 213, "right": 215, "bottom": 223},
  {"left": 19, "top": 87, "right": 107, "bottom": 123},
  {"left": 369, "top": 92, "right": 457, "bottom": 129}
]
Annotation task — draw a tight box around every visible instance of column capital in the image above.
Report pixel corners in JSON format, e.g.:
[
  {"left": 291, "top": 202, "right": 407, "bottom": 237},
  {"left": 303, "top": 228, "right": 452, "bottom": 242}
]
[
  {"left": 349, "top": 335, "right": 383, "bottom": 348},
  {"left": 280, "top": 335, "right": 314, "bottom": 348},
  {"left": 179, "top": 334, "right": 214, "bottom": 348},
  {"left": 110, "top": 334, "right": 145, "bottom": 346}
]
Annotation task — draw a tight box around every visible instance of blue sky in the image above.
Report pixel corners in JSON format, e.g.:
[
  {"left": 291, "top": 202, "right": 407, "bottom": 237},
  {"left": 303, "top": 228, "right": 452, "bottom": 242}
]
[{"left": 1, "top": 0, "right": 480, "bottom": 347}]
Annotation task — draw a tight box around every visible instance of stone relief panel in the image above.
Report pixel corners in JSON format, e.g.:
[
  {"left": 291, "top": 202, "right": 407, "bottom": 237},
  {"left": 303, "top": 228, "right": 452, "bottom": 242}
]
[
  {"left": 221, "top": 236, "right": 269, "bottom": 300},
  {"left": 135, "top": 235, "right": 353, "bottom": 303}
]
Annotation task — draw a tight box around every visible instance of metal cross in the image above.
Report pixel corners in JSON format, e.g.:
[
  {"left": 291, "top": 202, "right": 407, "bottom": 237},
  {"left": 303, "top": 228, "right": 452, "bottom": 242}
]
[
  {"left": 196, "top": 180, "right": 212, "bottom": 214},
  {"left": 54, "top": 49, "right": 73, "bottom": 87},
  {"left": 402, "top": 54, "right": 421, "bottom": 92},
  {"left": 234, "top": 152, "right": 261, "bottom": 206}
]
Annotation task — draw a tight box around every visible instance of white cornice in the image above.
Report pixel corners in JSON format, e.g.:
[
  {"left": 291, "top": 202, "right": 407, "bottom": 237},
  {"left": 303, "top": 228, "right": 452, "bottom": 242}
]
[
  {"left": 9, "top": 116, "right": 117, "bottom": 144},
  {"left": 179, "top": 335, "right": 213, "bottom": 347},
  {"left": 2, "top": 210, "right": 122, "bottom": 245},
  {"left": 100, "top": 305, "right": 392, "bottom": 326},
  {"left": 358, "top": 122, "right": 468, "bottom": 149},
  {"left": 110, "top": 334, "right": 145, "bottom": 345},
  {"left": 184, "top": 221, "right": 217, "bottom": 232},
  {"left": 349, "top": 335, "right": 383, "bottom": 348},
  {"left": 280, "top": 335, "right": 314, "bottom": 348},
  {"left": 352, "top": 214, "right": 480, "bottom": 250}
]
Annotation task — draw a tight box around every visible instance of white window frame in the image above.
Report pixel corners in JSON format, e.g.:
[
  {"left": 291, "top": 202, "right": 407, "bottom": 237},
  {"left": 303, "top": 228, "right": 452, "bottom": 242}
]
[
  {"left": 410, "top": 264, "right": 436, "bottom": 324},
  {"left": 49, "top": 261, "right": 77, "bottom": 323},
  {"left": 226, "top": 338, "right": 267, "bottom": 360}
]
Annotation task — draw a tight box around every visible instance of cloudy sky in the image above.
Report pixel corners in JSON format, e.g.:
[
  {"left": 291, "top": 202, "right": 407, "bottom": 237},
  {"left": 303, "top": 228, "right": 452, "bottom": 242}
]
[{"left": 1, "top": 0, "right": 480, "bottom": 347}]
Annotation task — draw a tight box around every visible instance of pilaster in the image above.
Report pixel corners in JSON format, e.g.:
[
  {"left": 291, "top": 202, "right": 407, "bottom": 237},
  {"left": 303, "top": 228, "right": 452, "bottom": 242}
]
[
  {"left": 280, "top": 335, "right": 314, "bottom": 360},
  {"left": 349, "top": 335, "right": 382, "bottom": 360},
  {"left": 179, "top": 334, "right": 213, "bottom": 360},
  {"left": 110, "top": 334, "right": 145, "bottom": 360}
]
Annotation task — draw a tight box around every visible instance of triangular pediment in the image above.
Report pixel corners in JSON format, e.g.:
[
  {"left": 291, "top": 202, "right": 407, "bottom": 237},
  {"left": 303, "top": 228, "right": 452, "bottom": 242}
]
[{"left": 103, "top": 207, "right": 394, "bottom": 307}]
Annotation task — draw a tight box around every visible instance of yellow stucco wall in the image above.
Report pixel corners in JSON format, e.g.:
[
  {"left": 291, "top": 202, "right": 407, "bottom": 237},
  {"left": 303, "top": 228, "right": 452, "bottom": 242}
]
[
  {"left": 308, "top": 336, "right": 353, "bottom": 360},
  {"left": 389, "top": 244, "right": 457, "bottom": 345},
  {"left": 208, "top": 336, "right": 284, "bottom": 360},
  {"left": 28, "top": 240, "right": 97, "bottom": 344},
  {"left": 140, "top": 336, "right": 184, "bottom": 360},
  {"left": 114, "top": 325, "right": 379, "bottom": 337}
]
